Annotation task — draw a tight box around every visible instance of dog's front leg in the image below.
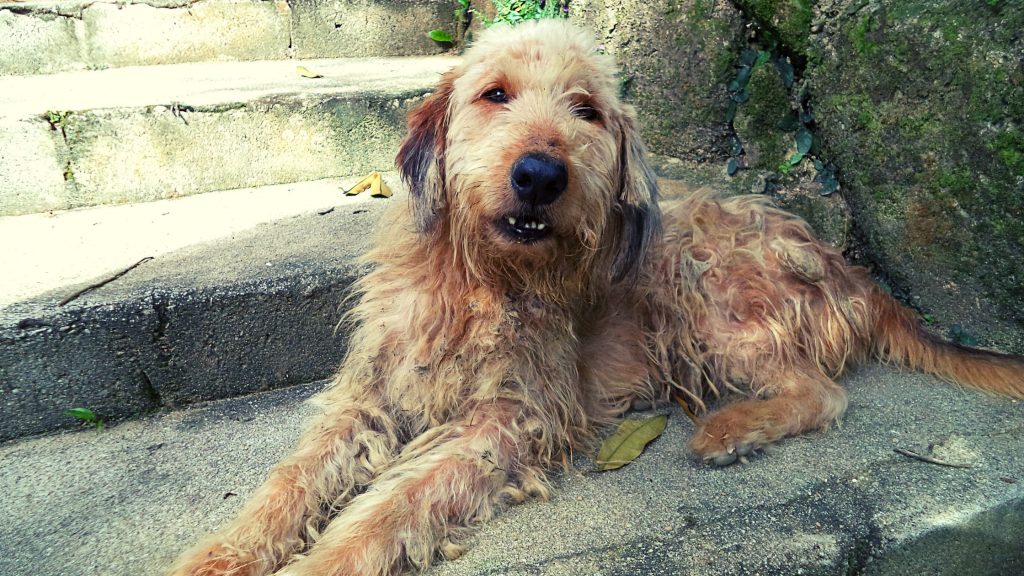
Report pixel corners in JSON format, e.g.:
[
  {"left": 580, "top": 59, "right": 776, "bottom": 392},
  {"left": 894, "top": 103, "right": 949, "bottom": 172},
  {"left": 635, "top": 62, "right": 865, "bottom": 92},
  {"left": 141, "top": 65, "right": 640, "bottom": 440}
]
[
  {"left": 275, "top": 400, "right": 539, "bottom": 576},
  {"left": 169, "top": 396, "right": 400, "bottom": 576}
]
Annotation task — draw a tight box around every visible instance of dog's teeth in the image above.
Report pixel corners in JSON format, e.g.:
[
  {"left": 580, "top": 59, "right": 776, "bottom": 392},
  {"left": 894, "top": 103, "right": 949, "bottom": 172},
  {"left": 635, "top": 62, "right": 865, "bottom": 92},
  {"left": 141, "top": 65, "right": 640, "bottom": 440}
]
[
  {"left": 507, "top": 216, "right": 517, "bottom": 225},
  {"left": 537, "top": 223, "right": 546, "bottom": 230}
]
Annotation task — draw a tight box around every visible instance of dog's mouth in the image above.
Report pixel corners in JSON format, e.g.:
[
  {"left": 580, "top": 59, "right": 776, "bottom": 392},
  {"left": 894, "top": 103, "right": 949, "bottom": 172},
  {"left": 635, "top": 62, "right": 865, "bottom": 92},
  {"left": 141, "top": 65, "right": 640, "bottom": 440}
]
[{"left": 496, "top": 213, "right": 554, "bottom": 243}]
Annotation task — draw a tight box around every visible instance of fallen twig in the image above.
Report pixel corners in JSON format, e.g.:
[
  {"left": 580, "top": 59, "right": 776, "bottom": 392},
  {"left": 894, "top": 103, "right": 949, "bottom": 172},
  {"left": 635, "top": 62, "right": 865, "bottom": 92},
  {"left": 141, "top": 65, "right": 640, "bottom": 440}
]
[
  {"left": 893, "top": 448, "right": 972, "bottom": 469},
  {"left": 58, "top": 256, "right": 154, "bottom": 307}
]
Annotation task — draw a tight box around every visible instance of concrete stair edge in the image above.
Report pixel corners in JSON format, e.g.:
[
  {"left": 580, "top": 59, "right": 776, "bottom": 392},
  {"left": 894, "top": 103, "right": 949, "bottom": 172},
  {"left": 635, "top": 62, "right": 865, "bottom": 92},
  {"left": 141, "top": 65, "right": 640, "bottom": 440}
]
[
  {"left": 0, "top": 192, "right": 392, "bottom": 441},
  {"left": 0, "top": 54, "right": 458, "bottom": 216}
]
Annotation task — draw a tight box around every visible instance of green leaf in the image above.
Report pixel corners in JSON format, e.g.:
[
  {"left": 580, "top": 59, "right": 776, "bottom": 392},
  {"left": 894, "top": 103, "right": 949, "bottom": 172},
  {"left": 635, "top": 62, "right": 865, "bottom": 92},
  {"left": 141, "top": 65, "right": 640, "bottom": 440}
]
[
  {"left": 754, "top": 50, "right": 771, "bottom": 68},
  {"left": 735, "top": 65, "right": 752, "bottom": 88},
  {"left": 724, "top": 100, "right": 738, "bottom": 123},
  {"left": 428, "top": 29, "right": 454, "bottom": 43},
  {"left": 776, "top": 57, "right": 795, "bottom": 88},
  {"left": 949, "top": 325, "right": 979, "bottom": 347},
  {"left": 65, "top": 408, "right": 97, "bottom": 422},
  {"left": 727, "top": 158, "right": 739, "bottom": 176},
  {"left": 596, "top": 415, "right": 668, "bottom": 471},
  {"left": 740, "top": 48, "right": 758, "bottom": 67},
  {"left": 729, "top": 136, "right": 743, "bottom": 156},
  {"left": 788, "top": 151, "right": 805, "bottom": 166},
  {"left": 796, "top": 128, "right": 813, "bottom": 155}
]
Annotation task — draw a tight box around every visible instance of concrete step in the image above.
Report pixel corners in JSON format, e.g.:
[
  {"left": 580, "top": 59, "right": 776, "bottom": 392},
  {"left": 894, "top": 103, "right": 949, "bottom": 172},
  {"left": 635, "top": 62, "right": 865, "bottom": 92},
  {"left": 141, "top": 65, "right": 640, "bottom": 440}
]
[
  {"left": 0, "top": 175, "right": 401, "bottom": 441},
  {"left": 0, "top": 54, "right": 457, "bottom": 216},
  {"left": 0, "top": 366, "right": 1021, "bottom": 575},
  {"left": 0, "top": 0, "right": 454, "bottom": 76}
]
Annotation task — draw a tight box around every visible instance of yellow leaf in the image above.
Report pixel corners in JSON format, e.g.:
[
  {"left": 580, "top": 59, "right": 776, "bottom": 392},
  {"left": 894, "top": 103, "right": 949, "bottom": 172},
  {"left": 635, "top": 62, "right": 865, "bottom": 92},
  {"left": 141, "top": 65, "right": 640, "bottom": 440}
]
[
  {"left": 595, "top": 414, "right": 668, "bottom": 471},
  {"left": 344, "top": 172, "right": 393, "bottom": 198},
  {"left": 296, "top": 65, "right": 323, "bottom": 79}
]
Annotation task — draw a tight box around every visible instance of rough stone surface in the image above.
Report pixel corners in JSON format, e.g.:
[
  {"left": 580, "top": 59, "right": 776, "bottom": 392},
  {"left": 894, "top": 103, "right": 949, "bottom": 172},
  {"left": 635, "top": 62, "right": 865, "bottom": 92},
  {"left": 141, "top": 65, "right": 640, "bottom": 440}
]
[
  {"left": 807, "top": 0, "right": 1024, "bottom": 353},
  {"left": 735, "top": 0, "right": 815, "bottom": 56},
  {"left": 1, "top": 365, "right": 1021, "bottom": 575},
  {"left": 571, "top": 0, "right": 744, "bottom": 162},
  {"left": 732, "top": 60, "right": 793, "bottom": 171},
  {"left": 290, "top": 0, "right": 454, "bottom": 59},
  {"left": 650, "top": 156, "right": 851, "bottom": 250},
  {"left": 0, "top": 197, "right": 390, "bottom": 441},
  {"left": 81, "top": 0, "right": 292, "bottom": 68},
  {"left": 0, "top": 0, "right": 450, "bottom": 76},
  {"left": 0, "top": 116, "right": 70, "bottom": 215},
  {"left": 0, "top": 5, "right": 83, "bottom": 75},
  {"left": 0, "top": 55, "right": 456, "bottom": 214},
  {"left": 61, "top": 94, "right": 412, "bottom": 208}
]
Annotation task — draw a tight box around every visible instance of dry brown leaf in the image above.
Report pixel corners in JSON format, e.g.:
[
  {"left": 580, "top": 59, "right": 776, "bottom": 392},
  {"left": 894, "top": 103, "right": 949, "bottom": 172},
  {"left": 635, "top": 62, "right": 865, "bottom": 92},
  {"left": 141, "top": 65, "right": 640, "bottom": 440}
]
[
  {"left": 344, "top": 172, "right": 392, "bottom": 198},
  {"left": 296, "top": 65, "right": 324, "bottom": 79},
  {"left": 595, "top": 414, "right": 668, "bottom": 471}
]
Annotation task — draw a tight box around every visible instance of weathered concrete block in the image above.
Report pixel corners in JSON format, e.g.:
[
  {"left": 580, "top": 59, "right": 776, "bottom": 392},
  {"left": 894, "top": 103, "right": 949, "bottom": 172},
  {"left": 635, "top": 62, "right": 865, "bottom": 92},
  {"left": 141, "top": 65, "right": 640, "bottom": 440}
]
[
  {"left": 0, "top": 117, "right": 72, "bottom": 215},
  {"left": 0, "top": 7, "right": 85, "bottom": 75},
  {"left": 0, "top": 202, "right": 383, "bottom": 441},
  {"left": 81, "top": 0, "right": 292, "bottom": 68},
  {"left": 290, "top": 0, "right": 453, "bottom": 58},
  {"left": 60, "top": 93, "right": 420, "bottom": 208},
  {"left": 0, "top": 302, "right": 161, "bottom": 441}
]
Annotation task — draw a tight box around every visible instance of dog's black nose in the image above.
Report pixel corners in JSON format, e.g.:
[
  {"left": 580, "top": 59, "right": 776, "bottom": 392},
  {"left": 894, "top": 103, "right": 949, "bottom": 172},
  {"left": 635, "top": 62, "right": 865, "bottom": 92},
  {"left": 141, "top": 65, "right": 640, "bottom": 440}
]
[{"left": 510, "top": 153, "right": 567, "bottom": 206}]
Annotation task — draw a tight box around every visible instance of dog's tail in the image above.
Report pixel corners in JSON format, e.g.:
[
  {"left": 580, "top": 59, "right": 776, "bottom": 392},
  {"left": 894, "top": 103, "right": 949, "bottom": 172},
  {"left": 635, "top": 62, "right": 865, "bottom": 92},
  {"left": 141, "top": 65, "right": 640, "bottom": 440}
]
[{"left": 869, "top": 287, "right": 1024, "bottom": 398}]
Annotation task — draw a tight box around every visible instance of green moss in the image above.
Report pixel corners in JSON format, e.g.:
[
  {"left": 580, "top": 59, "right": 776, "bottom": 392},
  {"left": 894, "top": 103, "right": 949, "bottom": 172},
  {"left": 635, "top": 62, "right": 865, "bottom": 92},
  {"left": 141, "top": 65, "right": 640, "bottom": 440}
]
[
  {"left": 733, "top": 63, "right": 794, "bottom": 169},
  {"left": 989, "top": 129, "right": 1024, "bottom": 176},
  {"left": 850, "top": 13, "right": 879, "bottom": 55},
  {"left": 736, "top": 0, "right": 813, "bottom": 54}
]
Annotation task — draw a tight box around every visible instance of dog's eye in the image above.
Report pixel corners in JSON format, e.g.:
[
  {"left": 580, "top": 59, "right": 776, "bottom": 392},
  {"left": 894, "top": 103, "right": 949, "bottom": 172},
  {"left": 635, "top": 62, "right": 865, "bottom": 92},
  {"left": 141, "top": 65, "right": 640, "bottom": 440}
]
[
  {"left": 482, "top": 88, "right": 509, "bottom": 104},
  {"left": 573, "top": 105, "right": 600, "bottom": 122}
]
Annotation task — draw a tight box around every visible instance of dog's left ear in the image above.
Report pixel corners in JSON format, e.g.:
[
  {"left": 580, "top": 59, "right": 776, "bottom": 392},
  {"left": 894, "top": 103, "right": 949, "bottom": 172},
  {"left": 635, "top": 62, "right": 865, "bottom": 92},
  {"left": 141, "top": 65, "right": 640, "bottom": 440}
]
[
  {"left": 612, "top": 107, "right": 661, "bottom": 282},
  {"left": 396, "top": 73, "right": 455, "bottom": 233}
]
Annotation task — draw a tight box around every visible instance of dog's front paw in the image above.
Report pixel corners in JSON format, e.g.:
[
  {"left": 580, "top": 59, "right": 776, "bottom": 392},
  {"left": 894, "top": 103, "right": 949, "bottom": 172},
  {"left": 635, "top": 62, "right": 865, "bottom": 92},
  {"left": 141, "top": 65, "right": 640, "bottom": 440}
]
[
  {"left": 167, "top": 543, "right": 265, "bottom": 576},
  {"left": 688, "top": 405, "right": 768, "bottom": 466}
]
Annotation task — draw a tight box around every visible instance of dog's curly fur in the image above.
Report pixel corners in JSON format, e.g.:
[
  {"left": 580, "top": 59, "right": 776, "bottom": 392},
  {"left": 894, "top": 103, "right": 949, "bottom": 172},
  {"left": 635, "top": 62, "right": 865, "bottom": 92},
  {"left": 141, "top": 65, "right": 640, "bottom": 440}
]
[{"left": 170, "top": 20, "right": 1024, "bottom": 576}]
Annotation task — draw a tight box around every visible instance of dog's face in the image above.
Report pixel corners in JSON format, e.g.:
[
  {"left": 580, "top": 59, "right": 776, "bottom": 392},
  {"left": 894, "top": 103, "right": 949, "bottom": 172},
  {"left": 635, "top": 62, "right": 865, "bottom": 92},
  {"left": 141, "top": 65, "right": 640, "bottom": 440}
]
[{"left": 398, "top": 20, "right": 660, "bottom": 285}]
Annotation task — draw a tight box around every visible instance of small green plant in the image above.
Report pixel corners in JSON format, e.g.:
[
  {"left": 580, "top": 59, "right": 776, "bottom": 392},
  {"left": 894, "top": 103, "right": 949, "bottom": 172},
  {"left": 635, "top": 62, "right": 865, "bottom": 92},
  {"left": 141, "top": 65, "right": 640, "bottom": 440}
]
[
  {"left": 428, "top": 1, "right": 569, "bottom": 47},
  {"left": 65, "top": 407, "right": 105, "bottom": 431},
  {"left": 485, "top": 0, "right": 569, "bottom": 26},
  {"left": 428, "top": 0, "right": 471, "bottom": 46}
]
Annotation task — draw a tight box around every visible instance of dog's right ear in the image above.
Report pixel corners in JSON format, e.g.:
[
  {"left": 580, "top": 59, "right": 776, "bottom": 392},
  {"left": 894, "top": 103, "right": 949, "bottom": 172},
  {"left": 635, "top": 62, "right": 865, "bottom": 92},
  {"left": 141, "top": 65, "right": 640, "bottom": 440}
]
[{"left": 396, "top": 74, "right": 455, "bottom": 233}]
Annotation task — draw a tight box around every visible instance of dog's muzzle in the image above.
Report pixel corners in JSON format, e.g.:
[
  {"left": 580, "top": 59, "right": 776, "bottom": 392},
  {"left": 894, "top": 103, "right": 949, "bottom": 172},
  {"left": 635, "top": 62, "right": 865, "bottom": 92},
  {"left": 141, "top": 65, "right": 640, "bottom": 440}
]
[
  {"left": 497, "top": 153, "right": 566, "bottom": 244},
  {"left": 511, "top": 153, "right": 567, "bottom": 206}
]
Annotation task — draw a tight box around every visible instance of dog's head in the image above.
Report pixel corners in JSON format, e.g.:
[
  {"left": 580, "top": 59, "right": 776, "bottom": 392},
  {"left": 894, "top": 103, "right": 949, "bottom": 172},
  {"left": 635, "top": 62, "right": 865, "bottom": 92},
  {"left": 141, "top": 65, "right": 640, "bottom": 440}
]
[{"left": 397, "top": 19, "right": 660, "bottom": 287}]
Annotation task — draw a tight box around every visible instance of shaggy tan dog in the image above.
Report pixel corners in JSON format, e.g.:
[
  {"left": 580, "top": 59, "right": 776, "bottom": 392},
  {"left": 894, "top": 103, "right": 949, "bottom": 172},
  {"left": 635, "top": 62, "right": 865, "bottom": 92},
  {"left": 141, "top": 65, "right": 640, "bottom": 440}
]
[{"left": 170, "top": 19, "right": 1024, "bottom": 576}]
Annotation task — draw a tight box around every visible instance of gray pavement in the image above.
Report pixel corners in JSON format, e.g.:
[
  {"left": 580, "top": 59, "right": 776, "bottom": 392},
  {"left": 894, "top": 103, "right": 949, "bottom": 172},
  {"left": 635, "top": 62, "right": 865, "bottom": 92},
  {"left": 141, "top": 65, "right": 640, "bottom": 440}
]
[{"left": 1, "top": 364, "right": 1021, "bottom": 575}]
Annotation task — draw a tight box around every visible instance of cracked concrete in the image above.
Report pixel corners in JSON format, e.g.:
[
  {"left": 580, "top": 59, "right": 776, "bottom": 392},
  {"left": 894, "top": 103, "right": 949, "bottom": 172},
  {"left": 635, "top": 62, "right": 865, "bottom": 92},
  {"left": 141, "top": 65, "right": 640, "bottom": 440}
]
[{"left": 1, "top": 365, "right": 1020, "bottom": 575}]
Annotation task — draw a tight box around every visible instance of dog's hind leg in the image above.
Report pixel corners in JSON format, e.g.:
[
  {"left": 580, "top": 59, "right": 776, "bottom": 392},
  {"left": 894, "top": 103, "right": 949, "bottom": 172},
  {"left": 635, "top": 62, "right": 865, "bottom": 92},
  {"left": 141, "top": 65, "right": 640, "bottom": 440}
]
[
  {"left": 688, "top": 368, "right": 848, "bottom": 466},
  {"left": 168, "top": 398, "right": 400, "bottom": 576},
  {"left": 274, "top": 400, "right": 538, "bottom": 576}
]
